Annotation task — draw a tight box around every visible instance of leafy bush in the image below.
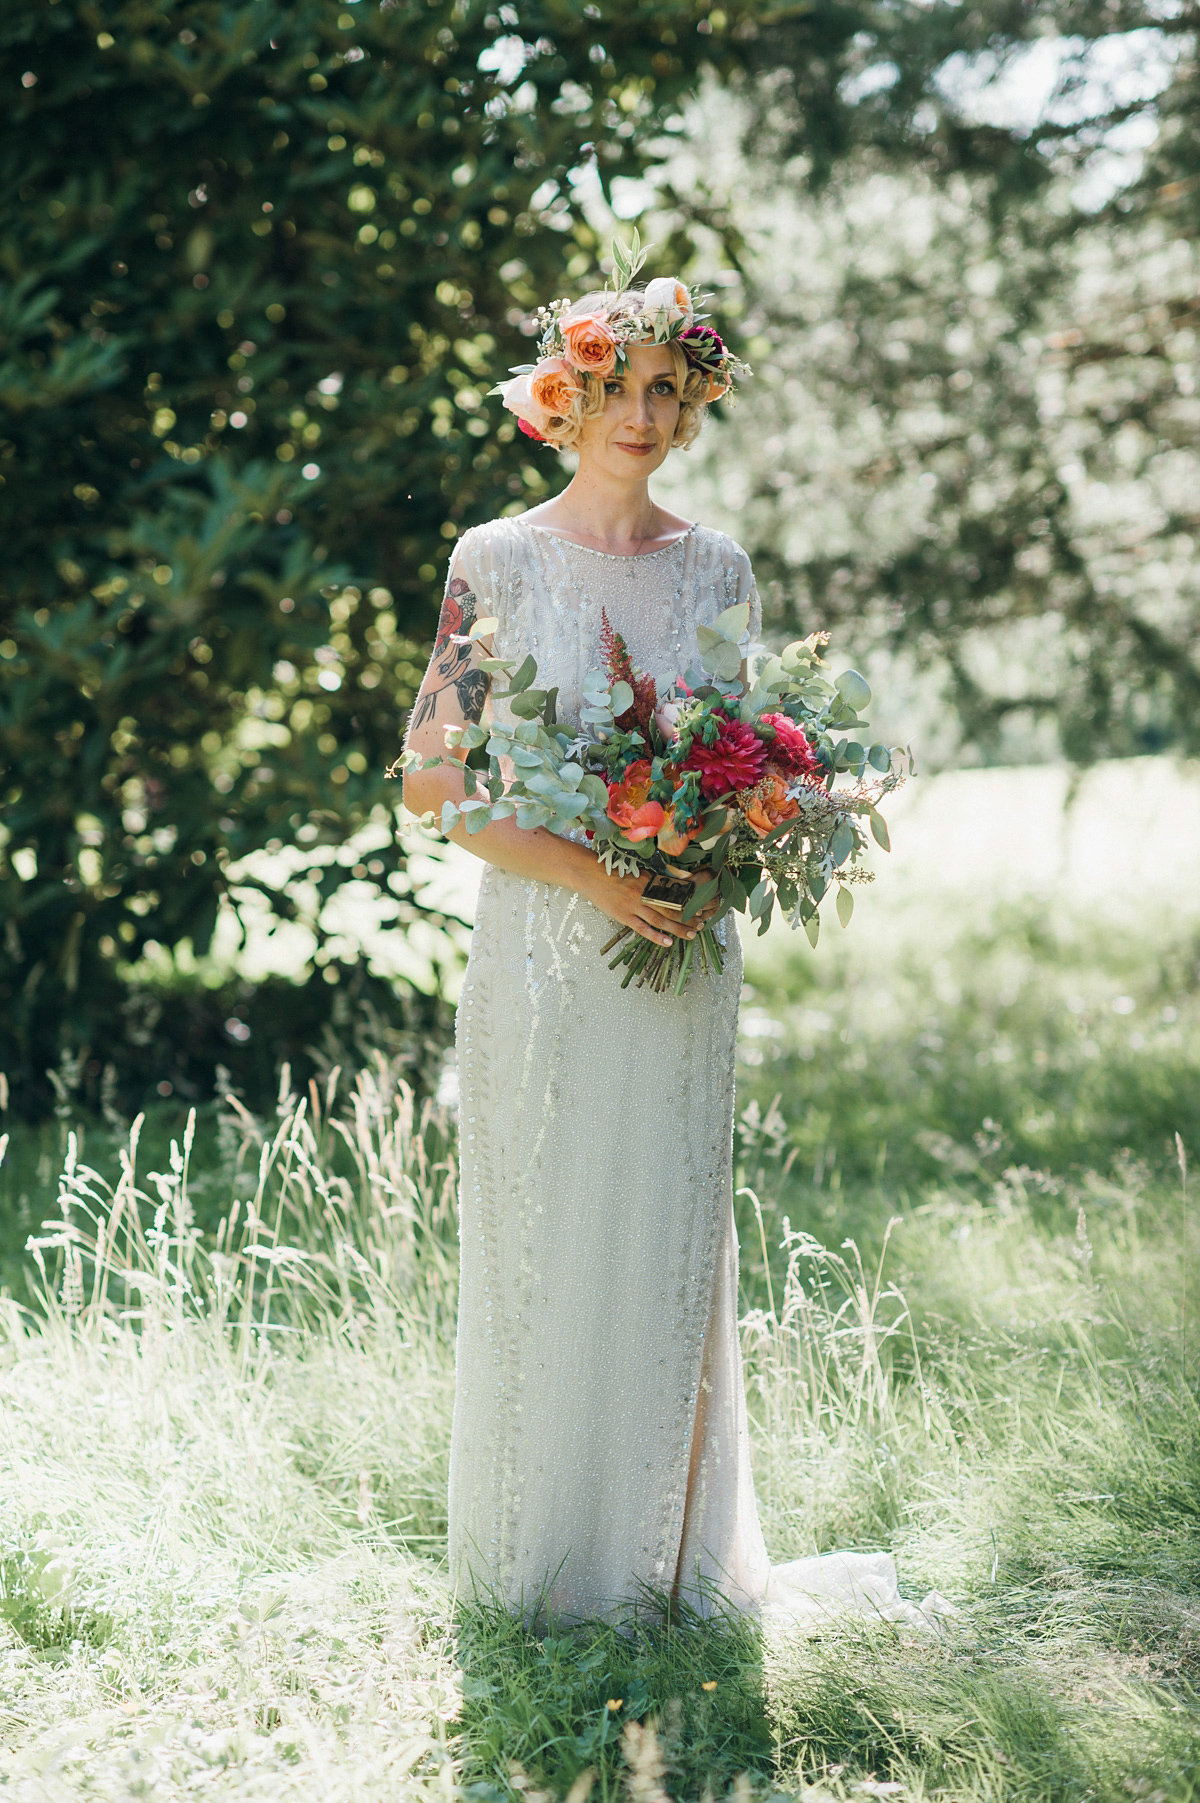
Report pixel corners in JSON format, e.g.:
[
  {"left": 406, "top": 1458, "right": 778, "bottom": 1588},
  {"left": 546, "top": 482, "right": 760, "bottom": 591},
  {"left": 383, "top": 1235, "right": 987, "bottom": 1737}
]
[{"left": 0, "top": 0, "right": 757, "bottom": 1113}]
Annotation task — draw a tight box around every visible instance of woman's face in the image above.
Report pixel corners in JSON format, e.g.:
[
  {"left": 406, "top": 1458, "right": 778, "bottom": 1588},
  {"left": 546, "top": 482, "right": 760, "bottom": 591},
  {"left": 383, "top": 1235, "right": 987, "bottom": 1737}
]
[{"left": 574, "top": 343, "right": 681, "bottom": 478}]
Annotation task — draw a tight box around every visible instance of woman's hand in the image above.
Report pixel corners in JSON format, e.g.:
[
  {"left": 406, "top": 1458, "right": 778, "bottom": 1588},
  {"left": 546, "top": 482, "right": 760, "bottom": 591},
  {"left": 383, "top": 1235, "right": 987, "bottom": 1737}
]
[{"left": 578, "top": 862, "right": 721, "bottom": 948}]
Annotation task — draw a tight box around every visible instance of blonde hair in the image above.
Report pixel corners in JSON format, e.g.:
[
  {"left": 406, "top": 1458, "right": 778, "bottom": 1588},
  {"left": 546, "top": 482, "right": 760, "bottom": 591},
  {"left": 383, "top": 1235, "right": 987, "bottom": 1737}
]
[{"left": 543, "top": 290, "right": 709, "bottom": 452}]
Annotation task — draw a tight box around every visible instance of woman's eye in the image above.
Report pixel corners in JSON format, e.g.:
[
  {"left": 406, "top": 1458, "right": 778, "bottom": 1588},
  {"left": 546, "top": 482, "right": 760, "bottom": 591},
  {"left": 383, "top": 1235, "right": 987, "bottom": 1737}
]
[{"left": 604, "top": 381, "right": 623, "bottom": 394}]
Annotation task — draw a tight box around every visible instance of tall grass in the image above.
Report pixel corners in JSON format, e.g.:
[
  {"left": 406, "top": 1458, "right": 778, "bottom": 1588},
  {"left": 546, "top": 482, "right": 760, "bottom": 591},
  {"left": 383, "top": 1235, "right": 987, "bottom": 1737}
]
[{"left": 0, "top": 907, "right": 1198, "bottom": 1800}]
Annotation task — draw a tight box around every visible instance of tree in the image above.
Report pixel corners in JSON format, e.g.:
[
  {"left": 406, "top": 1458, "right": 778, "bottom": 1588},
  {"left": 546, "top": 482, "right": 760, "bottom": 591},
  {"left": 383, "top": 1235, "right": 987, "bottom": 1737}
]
[
  {"left": 661, "top": 0, "right": 1200, "bottom": 763},
  {"left": 1, "top": 0, "right": 775, "bottom": 1113}
]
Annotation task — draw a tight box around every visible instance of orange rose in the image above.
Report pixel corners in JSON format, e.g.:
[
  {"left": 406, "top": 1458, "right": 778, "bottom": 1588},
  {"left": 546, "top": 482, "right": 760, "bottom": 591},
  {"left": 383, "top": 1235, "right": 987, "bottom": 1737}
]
[
  {"left": 741, "top": 769, "right": 801, "bottom": 839},
  {"left": 607, "top": 759, "right": 667, "bottom": 843},
  {"left": 703, "top": 373, "right": 730, "bottom": 403},
  {"left": 561, "top": 313, "right": 618, "bottom": 377},
  {"left": 657, "top": 817, "right": 699, "bottom": 858},
  {"left": 530, "top": 356, "right": 583, "bottom": 418}
]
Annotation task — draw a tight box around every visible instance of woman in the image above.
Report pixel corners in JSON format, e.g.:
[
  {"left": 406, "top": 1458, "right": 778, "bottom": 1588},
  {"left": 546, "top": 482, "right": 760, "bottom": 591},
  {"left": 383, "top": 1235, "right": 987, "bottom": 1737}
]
[{"left": 404, "top": 268, "right": 938, "bottom": 1633}]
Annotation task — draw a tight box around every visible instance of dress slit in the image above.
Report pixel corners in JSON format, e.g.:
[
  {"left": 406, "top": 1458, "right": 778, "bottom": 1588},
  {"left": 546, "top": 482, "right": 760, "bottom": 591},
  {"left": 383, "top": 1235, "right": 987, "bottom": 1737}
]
[{"left": 672, "top": 1203, "right": 770, "bottom": 1614}]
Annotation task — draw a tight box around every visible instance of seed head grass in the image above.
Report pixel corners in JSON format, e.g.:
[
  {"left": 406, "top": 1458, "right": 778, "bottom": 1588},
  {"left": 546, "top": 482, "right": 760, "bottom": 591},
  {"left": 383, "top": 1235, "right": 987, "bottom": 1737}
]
[{"left": 0, "top": 907, "right": 1196, "bottom": 1799}]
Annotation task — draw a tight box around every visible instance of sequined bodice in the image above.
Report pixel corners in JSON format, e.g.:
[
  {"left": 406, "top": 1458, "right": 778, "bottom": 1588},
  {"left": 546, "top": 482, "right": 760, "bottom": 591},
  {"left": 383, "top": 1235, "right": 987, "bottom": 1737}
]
[{"left": 452, "top": 517, "right": 760, "bottom": 731}]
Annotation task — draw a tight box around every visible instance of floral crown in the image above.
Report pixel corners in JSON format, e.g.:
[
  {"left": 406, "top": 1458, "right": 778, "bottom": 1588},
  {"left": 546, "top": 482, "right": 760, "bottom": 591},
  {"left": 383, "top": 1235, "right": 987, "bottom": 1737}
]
[{"left": 489, "top": 231, "right": 751, "bottom": 445}]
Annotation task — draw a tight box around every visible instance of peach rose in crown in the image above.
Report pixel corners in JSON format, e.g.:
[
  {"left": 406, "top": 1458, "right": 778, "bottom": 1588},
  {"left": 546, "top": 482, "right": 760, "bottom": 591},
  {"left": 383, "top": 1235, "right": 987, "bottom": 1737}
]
[
  {"left": 498, "top": 372, "right": 555, "bottom": 440},
  {"left": 561, "top": 313, "right": 618, "bottom": 377},
  {"left": 642, "top": 276, "right": 692, "bottom": 324},
  {"left": 530, "top": 356, "right": 584, "bottom": 417}
]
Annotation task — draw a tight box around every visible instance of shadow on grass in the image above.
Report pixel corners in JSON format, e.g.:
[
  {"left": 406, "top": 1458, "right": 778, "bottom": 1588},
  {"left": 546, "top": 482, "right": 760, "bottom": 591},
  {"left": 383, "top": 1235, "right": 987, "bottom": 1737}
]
[{"left": 452, "top": 1584, "right": 774, "bottom": 1803}]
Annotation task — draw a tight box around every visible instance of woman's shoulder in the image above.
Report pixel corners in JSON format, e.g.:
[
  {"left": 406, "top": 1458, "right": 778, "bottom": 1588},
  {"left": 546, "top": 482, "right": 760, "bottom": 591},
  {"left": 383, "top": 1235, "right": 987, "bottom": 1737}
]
[
  {"left": 456, "top": 514, "right": 528, "bottom": 566},
  {"left": 690, "top": 522, "right": 754, "bottom": 576}
]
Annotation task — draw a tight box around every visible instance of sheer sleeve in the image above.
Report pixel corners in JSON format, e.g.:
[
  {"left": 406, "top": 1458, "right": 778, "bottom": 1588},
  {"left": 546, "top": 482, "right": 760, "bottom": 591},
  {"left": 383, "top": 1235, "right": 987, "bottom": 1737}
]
[
  {"left": 721, "top": 538, "right": 761, "bottom": 647},
  {"left": 449, "top": 521, "right": 514, "bottom": 644}
]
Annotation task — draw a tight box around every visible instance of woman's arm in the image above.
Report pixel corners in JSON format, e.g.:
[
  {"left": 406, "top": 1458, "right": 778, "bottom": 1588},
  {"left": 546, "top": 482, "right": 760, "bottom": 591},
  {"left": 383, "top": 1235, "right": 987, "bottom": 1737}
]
[{"left": 402, "top": 572, "right": 703, "bottom": 948}]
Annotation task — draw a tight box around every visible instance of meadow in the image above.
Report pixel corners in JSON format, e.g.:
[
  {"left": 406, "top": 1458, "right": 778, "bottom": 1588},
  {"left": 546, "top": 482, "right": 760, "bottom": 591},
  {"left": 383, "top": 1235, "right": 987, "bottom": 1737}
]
[{"left": 1, "top": 873, "right": 1197, "bottom": 1801}]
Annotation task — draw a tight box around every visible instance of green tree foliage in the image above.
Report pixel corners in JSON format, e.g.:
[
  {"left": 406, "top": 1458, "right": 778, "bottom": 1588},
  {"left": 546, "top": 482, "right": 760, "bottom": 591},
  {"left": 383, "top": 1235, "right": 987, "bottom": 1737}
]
[
  {"left": 0, "top": 0, "right": 766, "bottom": 1112},
  {"left": 679, "top": 1, "right": 1200, "bottom": 761}
]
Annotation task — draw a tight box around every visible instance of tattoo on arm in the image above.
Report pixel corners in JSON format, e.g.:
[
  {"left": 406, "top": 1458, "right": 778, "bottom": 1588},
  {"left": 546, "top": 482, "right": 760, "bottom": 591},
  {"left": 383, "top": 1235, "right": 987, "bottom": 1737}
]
[{"left": 412, "top": 578, "right": 491, "bottom": 729}]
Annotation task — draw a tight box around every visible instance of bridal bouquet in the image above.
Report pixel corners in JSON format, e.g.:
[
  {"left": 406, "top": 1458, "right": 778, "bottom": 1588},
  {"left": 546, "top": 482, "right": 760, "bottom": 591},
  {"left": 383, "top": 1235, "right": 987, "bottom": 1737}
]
[{"left": 400, "top": 607, "right": 907, "bottom": 994}]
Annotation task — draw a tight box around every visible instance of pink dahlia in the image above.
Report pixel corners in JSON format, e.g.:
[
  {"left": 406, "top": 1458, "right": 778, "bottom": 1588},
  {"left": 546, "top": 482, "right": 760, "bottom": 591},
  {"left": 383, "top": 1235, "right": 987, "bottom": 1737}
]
[
  {"left": 682, "top": 716, "right": 767, "bottom": 799},
  {"left": 761, "top": 713, "right": 821, "bottom": 780}
]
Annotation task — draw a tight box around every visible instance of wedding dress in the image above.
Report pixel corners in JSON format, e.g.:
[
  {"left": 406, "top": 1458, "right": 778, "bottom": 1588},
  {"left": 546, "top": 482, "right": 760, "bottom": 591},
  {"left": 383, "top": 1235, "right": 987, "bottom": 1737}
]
[{"left": 447, "top": 518, "right": 943, "bottom": 1634}]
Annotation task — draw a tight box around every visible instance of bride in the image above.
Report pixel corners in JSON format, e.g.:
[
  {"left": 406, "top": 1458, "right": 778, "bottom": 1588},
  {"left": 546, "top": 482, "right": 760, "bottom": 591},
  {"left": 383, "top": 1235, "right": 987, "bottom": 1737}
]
[{"left": 404, "top": 260, "right": 938, "bottom": 1633}]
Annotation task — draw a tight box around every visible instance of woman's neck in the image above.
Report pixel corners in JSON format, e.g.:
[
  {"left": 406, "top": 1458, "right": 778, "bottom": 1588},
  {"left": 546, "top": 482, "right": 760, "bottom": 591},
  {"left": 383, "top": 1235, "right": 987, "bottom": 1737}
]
[{"left": 536, "top": 468, "right": 660, "bottom": 555}]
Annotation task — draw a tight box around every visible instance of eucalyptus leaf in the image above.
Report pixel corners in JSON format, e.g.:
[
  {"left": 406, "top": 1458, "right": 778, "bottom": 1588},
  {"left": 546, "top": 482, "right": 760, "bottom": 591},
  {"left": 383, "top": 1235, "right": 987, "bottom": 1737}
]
[
  {"left": 830, "top": 819, "right": 856, "bottom": 867},
  {"left": 803, "top": 911, "right": 820, "bottom": 949},
  {"left": 464, "top": 807, "right": 493, "bottom": 834},
  {"left": 713, "top": 600, "right": 750, "bottom": 641},
  {"left": 836, "top": 885, "right": 854, "bottom": 928},
  {"left": 508, "top": 689, "right": 547, "bottom": 719},
  {"left": 868, "top": 742, "right": 892, "bottom": 772},
  {"left": 835, "top": 668, "right": 872, "bottom": 711},
  {"left": 870, "top": 809, "right": 891, "bottom": 851},
  {"left": 523, "top": 771, "right": 559, "bottom": 797},
  {"left": 510, "top": 747, "right": 542, "bottom": 768},
  {"left": 810, "top": 865, "right": 827, "bottom": 903},
  {"left": 609, "top": 680, "right": 634, "bottom": 717},
  {"left": 748, "top": 878, "right": 771, "bottom": 918},
  {"left": 515, "top": 801, "right": 553, "bottom": 830},
  {"left": 701, "top": 640, "right": 742, "bottom": 681},
  {"left": 695, "top": 624, "right": 723, "bottom": 653},
  {"left": 507, "top": 654, "right": 538, "bottom": 695},
  {"left": 440, "top": 800, "right": 460, "bottom": 835}
]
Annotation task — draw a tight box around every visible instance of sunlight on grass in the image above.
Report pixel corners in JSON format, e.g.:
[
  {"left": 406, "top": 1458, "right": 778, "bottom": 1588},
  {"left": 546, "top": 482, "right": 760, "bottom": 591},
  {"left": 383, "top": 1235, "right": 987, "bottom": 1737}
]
[{"left": 0, "top": 906, "right": 1197, "bottom": 1800}]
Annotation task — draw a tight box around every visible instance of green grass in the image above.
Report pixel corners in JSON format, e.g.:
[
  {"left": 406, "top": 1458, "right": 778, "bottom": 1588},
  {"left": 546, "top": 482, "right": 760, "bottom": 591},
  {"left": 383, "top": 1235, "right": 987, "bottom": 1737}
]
[{"left": 0, "top": 904, "right": 1197, "bottom": 1800}]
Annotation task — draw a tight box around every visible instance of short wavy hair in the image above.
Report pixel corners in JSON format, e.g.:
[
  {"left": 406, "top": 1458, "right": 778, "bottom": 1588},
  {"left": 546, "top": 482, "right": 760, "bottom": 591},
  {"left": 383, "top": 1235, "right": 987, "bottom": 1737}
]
[{"left": 542, "top": 290, "right": 709, "bottom": 453}]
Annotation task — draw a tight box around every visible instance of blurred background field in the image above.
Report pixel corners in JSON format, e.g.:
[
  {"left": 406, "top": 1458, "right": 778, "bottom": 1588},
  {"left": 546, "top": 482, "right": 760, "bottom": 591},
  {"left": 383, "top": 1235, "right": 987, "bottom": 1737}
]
[{"left": 3, "top": 0, "right": 1200, "bottom": 1796}]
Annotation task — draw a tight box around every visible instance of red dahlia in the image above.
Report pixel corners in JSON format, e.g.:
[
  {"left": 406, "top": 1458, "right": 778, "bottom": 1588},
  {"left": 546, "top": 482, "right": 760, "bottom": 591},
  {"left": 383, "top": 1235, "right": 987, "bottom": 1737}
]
[
  {"left": 761, "top": 713, "right": 821, "bottom": 780},
  {"left": 682, "top": 716, "right": 767, "bottom": 799}
]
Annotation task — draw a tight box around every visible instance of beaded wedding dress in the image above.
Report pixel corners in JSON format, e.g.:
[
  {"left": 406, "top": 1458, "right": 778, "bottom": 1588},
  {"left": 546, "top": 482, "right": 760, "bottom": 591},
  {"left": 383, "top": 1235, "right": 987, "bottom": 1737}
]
[{"left": 447, "top": 518, "right": 942, "bottom": 1634}]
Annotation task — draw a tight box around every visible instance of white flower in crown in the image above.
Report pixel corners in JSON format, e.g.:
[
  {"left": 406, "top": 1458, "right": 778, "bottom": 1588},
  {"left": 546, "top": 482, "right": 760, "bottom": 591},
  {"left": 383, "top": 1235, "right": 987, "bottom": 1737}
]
[
  {"left": 641, "top": 276, "right": 693, "bottom": 327},
  {"left": 496, "top": 371, "right": 555, "bottom": 443}
]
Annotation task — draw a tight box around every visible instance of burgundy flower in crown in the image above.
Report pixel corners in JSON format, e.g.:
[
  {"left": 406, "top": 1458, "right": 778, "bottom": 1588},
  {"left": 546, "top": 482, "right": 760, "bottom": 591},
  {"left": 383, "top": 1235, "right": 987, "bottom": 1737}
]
[
  {"left": 487, "top": 228, "right": 751, "bottom": 444},
  {"left": 678, "top": 323, "right": 727, "bottom": 369}
]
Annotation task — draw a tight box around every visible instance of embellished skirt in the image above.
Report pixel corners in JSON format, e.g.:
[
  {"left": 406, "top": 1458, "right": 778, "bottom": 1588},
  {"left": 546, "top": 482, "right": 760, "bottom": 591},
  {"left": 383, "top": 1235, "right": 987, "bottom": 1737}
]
[{"left": 448, "top": 867, "right": 769, "bottom": 1624}]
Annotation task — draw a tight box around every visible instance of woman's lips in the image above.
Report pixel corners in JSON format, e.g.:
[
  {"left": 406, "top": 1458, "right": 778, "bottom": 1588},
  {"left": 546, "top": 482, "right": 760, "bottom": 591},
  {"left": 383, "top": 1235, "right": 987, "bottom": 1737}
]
[{"left": 617, "top": 442, "right": 655, "bottom": 455}]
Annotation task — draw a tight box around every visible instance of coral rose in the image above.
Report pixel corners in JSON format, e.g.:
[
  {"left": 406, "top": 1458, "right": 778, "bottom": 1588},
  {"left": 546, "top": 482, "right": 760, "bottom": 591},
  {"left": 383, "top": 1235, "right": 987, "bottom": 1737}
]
[
  {"left": 561, "top": 313, "right": 618, "bottom": 377},
  {"left": 530, "top": 356, "right": 583, "bottom": 418},
  {"left": 760, "top": 713, "right": 821, "bottom": 780},
  {"left": 606, "top": 760, "right": 666, "bottom": 843},
  {"left": 498, "top": 372, "right": 555, "bottom": 440},
  {"left": 657, "top": 816, "right": 699, "bottom": 858},
  {"left": 742, "top": 770, "right": 802, "bottom": 839},
  {"left": 643, "top": 276, "right": 692, "bottom": 323},
  {"left": 682, "top": 716, "right": 767, "bottom": 800}
]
